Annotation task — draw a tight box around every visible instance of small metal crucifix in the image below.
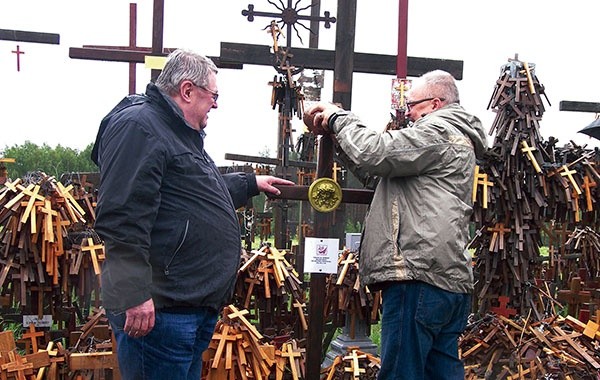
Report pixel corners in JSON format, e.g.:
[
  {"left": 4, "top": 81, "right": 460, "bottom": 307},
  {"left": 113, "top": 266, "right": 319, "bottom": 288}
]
[{"left": 242, "top": 0, "right": 336, "bottom": 49}]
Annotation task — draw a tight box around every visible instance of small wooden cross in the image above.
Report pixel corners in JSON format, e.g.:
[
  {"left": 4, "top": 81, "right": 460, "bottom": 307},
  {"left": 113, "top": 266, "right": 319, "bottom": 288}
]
[
  {"left": 12, "top": 45, "right": 25, "bottom": 71},
  {"left": 1, "top": 350, "right": 33, "bottom": 380},
  {"left": 80, "top": 237, "right": 105, "bottom": 275},
  {"left": 30, "top": 284, "right": 52, "bottom": 319},
  {"left": 226, "top": 305, "right": 263, "bottom": 339},
  {"left": 557, "top": 277, "right": 591, "bottom": 318},
  {"left": 343, "top": 349, "right": 367, "bottom": 379},
  {"left": 211, "top": 325, "right": 240, "bottom": 370},
  {"left": 20, "top": 323, "right": 45, "bottom": 353},
  {"left": 486, "top": 223, "right": 511, "bottom": 252},
  {"left": 281, "top": 342, "right": 304, "bottom": 380},
  {"left": 472, "top": 166, "right": 494, "bottom": 209},
  {"left": 520, "top": 140, "right": 542, "bottom": 173},
  {"left": 581, "top": 175, "right": 596, "bottom": 212},
  {"left": 332, "top": 162, "right": 342, "bottom": 183},
  {"left": 558, "top": 165, "right": 582, "bottom": 195},
  {"left": 292, "top": 300, "right": 308, "bottom": 331},
  {"left": 39, "top": 199, "right": 57, "bottom": 244},
  {"left": 336, "top": 252, "right": 356, "bottom": 286}
]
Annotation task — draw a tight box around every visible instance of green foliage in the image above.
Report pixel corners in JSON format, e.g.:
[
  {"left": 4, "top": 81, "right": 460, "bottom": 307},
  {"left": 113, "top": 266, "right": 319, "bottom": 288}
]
[
  {"left": 345, "top": 219, "right": 362, "bottom": 233},
  {"left": 2, "top": 141, "right": 97, "bottom": 179}
]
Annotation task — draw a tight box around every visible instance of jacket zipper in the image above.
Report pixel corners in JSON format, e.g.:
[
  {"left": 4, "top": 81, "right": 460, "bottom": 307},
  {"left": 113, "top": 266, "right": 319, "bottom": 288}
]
[{"left": 164, "top": 219, "right": 190, "bottom": 275}]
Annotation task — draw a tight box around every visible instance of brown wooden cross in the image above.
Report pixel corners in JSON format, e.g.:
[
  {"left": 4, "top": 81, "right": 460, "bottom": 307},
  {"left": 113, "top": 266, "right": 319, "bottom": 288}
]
[
  {"left": 0, "top": 350, "right": 33, "bottom": 380},
  {"left": 281, "top": 342, "right": 304, "bottom": 380},
  {"left": 19, "top": 323, "right": 45, "bottom": 354},
  {"left": 557, "top": 277, "right": 591, "bottom": 318},
  {"left": 581, "top": 175, "right": 597, "bottom": 212}
]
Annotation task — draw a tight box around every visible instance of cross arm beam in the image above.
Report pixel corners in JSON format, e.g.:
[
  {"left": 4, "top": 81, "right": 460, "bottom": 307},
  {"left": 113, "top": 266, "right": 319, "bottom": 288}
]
[
  {"left": 224, "top": 153, "right": 316, "bottom": 169},
  {"left": 0, "top": 29, "right": 59, "bottom": 44},
  {"left": 559, "top": 101, "right": 600, "bottom": 113},
  {"left": 68, "top": 47, "right": 242, "bottom": 69},
  {"left": 269, "top": 184, "right": 373, "bottom": 204},
  {"left": 220, "top": 42, "right": 463, "bottom": 79}
]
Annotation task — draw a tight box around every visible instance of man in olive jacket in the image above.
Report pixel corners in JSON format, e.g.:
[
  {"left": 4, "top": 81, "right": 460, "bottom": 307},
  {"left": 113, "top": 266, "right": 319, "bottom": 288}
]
[{"left": 304, "top": 70, "right": 487, "bottom": 380}]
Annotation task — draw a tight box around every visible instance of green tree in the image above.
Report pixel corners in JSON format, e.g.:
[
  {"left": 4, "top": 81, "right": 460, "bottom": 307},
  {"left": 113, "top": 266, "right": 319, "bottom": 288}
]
[{"left": 2, "top": 141, "right": 97, "bottom": 180}]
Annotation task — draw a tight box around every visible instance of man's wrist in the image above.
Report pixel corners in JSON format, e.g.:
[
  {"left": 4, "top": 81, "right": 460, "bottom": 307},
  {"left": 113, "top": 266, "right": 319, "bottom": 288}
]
[{"left": 326, "top": 110, "right": 350, "bottom": 133}]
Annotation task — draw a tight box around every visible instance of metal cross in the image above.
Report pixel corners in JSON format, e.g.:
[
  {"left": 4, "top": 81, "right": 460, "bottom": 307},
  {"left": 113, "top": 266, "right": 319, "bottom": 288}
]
[{"left": 242, "top": 0, "right": 336, "bottom": 48}]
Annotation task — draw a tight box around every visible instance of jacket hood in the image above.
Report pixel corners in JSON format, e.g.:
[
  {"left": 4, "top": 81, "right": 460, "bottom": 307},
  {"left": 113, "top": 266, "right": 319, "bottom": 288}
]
[{"left": 431, "top": 103, "right": 488, "bottom": 158}]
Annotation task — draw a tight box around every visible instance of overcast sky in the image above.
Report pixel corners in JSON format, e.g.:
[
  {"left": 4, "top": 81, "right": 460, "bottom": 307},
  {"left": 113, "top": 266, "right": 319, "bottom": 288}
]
[{"left": 2, "top": 0, "right": 600, "bottom": 166}]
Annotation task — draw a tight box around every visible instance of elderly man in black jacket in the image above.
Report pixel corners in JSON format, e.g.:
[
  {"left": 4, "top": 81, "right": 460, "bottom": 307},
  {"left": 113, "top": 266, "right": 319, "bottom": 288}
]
[{"left": 92, "top": 49, "right": 293, "bottom": 380}]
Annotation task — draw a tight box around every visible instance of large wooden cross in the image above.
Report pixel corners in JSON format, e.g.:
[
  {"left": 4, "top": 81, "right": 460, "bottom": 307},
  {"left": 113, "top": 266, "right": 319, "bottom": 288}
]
[
  {"left": 222, "top": 1, "right": 464, "bottom": 377},
  {"left": 69, "top": 0, "right": 241, "bottom": 84}
]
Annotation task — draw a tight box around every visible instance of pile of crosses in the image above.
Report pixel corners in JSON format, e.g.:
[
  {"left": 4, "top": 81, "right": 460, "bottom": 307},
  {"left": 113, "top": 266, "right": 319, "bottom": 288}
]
[
  {"left": 321, "top": 347, "right": 380, "bottom": 380},
  {"left": 234, "top": 244, "right": 307, "bottom": 341},
  {"left": 460, "top": 312, "right": 600, "bottom": 379},
  {"left": 324, "top": 249, "right": 381, "bottom": 339},
  {"left": 202, "top": 304, "right": 306, "bottom": 379},
  {"left": 0, "top": 308, "right": 119, "bottom": 379},
  {"left": 467, "top": 57, "right": 600, "bottom": 377}
]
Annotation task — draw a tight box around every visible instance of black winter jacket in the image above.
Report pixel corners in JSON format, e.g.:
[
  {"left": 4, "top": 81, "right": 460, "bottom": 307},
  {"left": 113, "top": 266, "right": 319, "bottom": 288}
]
[{"left": 91, "top": 83, "right": 258, "bottom": 313}]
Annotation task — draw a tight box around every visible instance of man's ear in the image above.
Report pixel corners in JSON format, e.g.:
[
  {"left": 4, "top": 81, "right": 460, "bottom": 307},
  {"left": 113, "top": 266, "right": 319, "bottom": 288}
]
[{"left": 181, "top": 81, "right": 194, "bottom": 101}]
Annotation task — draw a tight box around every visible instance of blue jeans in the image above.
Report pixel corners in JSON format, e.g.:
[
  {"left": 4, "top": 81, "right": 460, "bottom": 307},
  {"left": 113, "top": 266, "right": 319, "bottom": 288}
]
[
  {"left": 378, "top": 281, "right": 470, "bottom": 380},
  {"left": 107, "top": 308, "right": 218, "bottom": 380}
]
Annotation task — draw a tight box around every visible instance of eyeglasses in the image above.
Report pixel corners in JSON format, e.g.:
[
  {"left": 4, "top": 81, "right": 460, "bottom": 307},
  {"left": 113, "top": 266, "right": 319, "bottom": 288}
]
[
  {"left": 406, "top": 97, "right": 445, "bottom": 110},
  {"left": 194, "top": 84, "right": 219, "bottom": 103}
]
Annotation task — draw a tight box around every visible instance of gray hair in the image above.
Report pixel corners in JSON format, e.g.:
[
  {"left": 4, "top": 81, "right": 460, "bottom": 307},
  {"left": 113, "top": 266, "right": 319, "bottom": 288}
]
[
  {"left": 412, "top": 70, "right": 460, "bottom": 104},
  {"left": 155, "top": 49, "right": 218, "bottom": 95}
]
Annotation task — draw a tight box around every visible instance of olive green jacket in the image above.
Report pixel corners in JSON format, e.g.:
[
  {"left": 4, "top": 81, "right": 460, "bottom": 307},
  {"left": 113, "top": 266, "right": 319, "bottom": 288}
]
[{"left": 330, "top": 104, "right": 487, "bottom": 293}]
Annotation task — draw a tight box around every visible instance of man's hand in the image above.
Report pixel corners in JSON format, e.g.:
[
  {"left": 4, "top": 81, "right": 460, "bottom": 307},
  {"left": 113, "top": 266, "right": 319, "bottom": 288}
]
[
  {"left": 256, "top": 176, "right": 295, "bottom": 195},
  {"left": 303, "top": 102, "right": 343, "bottom": 134},
  {"left": 124, "top": 298, "right": 155, "bottom": 338}
]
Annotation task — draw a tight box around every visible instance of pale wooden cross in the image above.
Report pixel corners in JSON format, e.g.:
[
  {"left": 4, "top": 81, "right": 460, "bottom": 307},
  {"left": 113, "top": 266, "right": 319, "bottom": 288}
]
[
  {"left": 39, "top": 199, "right": 57, "bottom": 244},
  {"left": 79, "top": 237, "right": 105, "bottom": 275},
  {"left": 257, "top": 260, "right": 274, "bottom": 298},
  {"left": 336, "top": 252, "right": 356, "bottom": 285},
  {"left": 520, "top": 140, "right": 542, "bottom": 173},
  {"left": 293, "top": 300, "right": 308, "bottom": 331},
  {"left": 343, "top": 348, "right": 367, "bottom": 379},
  {"left": 559, "top": 165, "right": 582, "bottom": 195},
  {"left": 281, "top": 342, "right": 304, "bottom": 380},
  {"left": 332, "top": 161, "right": 342, "bottom": 183},
  {"left": 226, "top": 304, "right": 263, "bottom": 339},
  {"left": 472, "top": 166, "right": 494, "bottom": 209},
  {"left": 571, "top": 191, "right": 581, "bottom": 223},
  {"left": 211, "top": 325, "right": 240, "bottom": 370}
]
